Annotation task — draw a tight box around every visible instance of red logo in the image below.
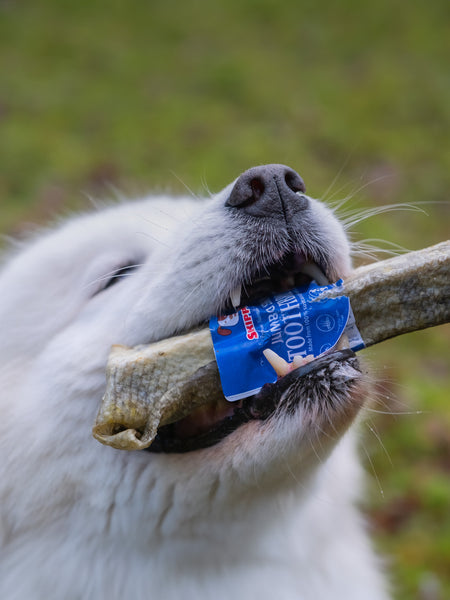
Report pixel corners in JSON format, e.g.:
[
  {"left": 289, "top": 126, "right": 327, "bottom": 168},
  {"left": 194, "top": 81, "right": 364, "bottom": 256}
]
[{"left": 241, "top": 307, "right": 259, "bottom": 340}]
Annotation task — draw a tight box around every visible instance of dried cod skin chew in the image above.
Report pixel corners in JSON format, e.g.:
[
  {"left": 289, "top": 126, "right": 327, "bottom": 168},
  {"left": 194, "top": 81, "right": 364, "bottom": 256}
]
[
  {"left": 92, "top": 329, "right": 216, "bottom": 450},
  {"left": 323, "top": 240, "right": 450, "bottom": 347},
  {"left": 93, "top": 240, "right": 450, "bottom": 450}
]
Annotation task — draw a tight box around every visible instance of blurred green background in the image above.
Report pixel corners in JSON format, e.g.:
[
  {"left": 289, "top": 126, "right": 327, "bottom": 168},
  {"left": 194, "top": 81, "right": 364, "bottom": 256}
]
[{"left": 0, "top": 0, "right": 448, "bottom": 597}]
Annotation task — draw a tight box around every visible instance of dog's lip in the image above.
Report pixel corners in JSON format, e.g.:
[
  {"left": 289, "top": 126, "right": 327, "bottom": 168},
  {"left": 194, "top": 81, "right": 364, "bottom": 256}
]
[{"left": 146, "top": 348, "right": 356, "bottom": 454}]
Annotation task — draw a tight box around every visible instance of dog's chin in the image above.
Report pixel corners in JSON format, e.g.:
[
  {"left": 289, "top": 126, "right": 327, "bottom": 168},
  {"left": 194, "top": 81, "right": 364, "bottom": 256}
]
[{"left": 145, "top": 350, "right": 365, "bottom": 461}]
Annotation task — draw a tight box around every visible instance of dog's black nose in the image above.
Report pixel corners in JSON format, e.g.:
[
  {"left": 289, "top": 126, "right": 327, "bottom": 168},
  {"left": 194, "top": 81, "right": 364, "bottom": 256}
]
[{"left": 226, "top": 164, "right": 307, "bottom": 217}]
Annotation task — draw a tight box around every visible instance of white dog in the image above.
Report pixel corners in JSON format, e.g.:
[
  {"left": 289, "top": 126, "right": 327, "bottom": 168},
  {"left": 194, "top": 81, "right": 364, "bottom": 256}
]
[{"left": 0, "top": 165, "right": 389, "bottom": 599}]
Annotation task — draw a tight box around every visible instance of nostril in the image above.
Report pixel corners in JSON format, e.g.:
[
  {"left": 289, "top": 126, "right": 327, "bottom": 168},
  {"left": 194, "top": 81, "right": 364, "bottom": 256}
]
[
  {"left": 250, "top": 177, "right": 265, "bottom": 202},
  {"left": 226, "top": 168, "right": 269, "bottom": 209},
  {"left": 284, "top": 169, "right": 306, "bottom": 194}
]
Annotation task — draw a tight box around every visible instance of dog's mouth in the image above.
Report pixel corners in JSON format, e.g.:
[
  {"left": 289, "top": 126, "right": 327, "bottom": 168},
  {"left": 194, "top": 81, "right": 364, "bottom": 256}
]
[
  {"left": 147, "top": 251, "right": 350, "bottom": 454},
  {"left": 225, "top": 250, "right": 329, "bottom": 311}
]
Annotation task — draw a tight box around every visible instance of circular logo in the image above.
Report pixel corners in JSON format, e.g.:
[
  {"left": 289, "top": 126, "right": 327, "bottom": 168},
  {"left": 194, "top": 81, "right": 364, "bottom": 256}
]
[{"left": 316, "top": 314, "right": 335, "bottom": 332}]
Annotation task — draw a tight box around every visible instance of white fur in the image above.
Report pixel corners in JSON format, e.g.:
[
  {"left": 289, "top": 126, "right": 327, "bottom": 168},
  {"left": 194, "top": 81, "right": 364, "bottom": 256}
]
[{"left": 0, "top": 181, "right": 389, "bottom": 599}]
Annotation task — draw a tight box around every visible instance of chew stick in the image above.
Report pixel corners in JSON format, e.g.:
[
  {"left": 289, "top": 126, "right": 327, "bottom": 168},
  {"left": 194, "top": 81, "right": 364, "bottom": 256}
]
[
  {"left": 93, "top": 241, "right": 450, "bottom": 450},
  {"left": 93, "top": 330, "right": 216, "bottom": 450},
  {"left": 324, "top": 240, "right": 450, "bottom": 346}
]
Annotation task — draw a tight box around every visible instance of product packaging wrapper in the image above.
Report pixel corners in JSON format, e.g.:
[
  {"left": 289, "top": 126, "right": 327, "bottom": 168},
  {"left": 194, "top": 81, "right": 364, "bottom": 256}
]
[{"left": 209, "top": 280, "right": 364, "bottom": 401}]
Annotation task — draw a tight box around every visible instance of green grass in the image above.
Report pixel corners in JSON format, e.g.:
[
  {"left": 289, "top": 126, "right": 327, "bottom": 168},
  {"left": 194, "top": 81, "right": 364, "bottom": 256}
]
[{"left": 0, "top": 1, "right": 449, "bottom": 597}]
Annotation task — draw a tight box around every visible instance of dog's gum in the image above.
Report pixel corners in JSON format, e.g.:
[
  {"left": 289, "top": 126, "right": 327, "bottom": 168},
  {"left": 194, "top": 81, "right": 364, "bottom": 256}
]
[{"left": 93, "top": 241, "right": 450, "bottom": 451}]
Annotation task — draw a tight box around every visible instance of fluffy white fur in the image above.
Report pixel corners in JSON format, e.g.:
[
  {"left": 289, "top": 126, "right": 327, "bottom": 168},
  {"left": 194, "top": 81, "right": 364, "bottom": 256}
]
[{"left": 0, "top": 172, "right": 389, "bottom": 599}]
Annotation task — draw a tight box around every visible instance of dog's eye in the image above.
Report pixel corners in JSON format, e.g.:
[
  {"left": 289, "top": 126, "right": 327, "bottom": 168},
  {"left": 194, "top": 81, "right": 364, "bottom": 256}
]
[{"left": 97, "top": 263, "right": 140, "bottom": 294}]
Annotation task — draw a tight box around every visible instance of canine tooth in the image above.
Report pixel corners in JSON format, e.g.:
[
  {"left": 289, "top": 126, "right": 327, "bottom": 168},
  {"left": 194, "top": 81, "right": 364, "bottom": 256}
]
[
  {"left": 300, "top": 262, "right": 330, "bottom": 285},
  {"left": 230, "top": 284, "right": 242, "bottom": 308},
  {"left": 263, "top": 349, "right": 291, "bottom": 377}
]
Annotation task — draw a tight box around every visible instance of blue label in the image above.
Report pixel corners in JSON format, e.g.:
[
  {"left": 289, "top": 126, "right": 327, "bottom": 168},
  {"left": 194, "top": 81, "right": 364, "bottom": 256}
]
[{"left": 209, "top": 280, "right": 364, "bottom": 401}]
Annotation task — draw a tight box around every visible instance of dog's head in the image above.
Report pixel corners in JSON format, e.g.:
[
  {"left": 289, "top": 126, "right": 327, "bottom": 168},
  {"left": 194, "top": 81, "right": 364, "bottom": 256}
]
[{"left": 0, "top": 165, "right": 366, "bottom": 537}]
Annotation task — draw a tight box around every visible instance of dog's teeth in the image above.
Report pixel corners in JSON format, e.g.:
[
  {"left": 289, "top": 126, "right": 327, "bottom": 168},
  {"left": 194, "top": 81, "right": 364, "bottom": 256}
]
[
  {"left": 300, "top": 262, "right": 330, "bottom": 286},
  {"left": 263, "top": 349, "right": 291, "bottom": 377},
  {"left": 292, "top": 354, "right": 315, "bottom": 368},
  {"left": 230, "top": 284, "right": 242, "bottom": 309}
]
